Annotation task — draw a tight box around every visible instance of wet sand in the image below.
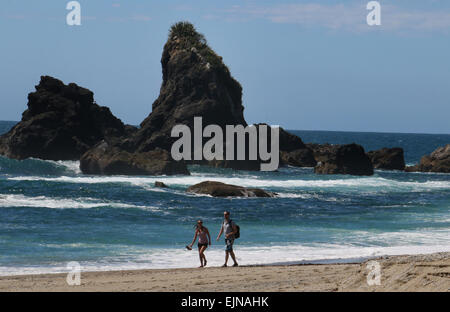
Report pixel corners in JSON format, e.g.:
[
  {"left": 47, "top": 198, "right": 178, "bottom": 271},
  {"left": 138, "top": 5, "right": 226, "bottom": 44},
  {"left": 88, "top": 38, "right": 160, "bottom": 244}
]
[{"left": 0, "top": 252, "right": 448, "bottom": 292}]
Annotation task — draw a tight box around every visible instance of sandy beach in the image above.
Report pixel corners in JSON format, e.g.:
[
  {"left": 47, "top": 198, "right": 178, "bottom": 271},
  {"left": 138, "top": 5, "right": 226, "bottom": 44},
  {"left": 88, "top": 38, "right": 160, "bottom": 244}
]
[{"left": 0, "top": 252, "right": 448, "bottom": 292}]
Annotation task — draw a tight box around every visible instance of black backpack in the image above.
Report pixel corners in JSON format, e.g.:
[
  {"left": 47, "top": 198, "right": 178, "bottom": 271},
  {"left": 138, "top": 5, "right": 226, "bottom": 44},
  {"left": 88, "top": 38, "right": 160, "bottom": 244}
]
[{"left": 228, "top": 219, "right": 240, "bottom": 239}]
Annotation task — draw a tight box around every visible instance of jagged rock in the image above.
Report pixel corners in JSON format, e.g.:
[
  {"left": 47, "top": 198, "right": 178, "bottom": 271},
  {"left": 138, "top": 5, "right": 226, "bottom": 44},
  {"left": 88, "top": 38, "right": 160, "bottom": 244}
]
[
  {"left": 310, "top": 143, "right": 374, "bottom": 176},
  {"left": 367, "top": 147, "right": 405, "bottom": 170},
  {"left": 254, "top": 124, "right": 316, "bottom": 168},
  {"left": 187, "top": 181, "right": 276, "bottom": 197},
  {"left": 67, "top": 22, "right": 263, "bottom": 172},
  {"left": 0, "top": 76, "right": 133, "bottom": 160},
  {"left": 155, "top": 181, "right": 168, "bottom": 188},
  {"left": 279, "top": 131, "right": 317, "bottom": 167},
  {"left": 307, "top": 143, "right": 334, "bottom": 163},
  {"left": 280, "top": 149, "right": 316, "bottom": 167},
  {"left": 405, "top": 144, "right": 450, "bottom": 173},
  {"left": 79, "top": 22, "right": 263, "bottom": 174},
  {"left": 0, "top": 22, "right": 323, "bottom": 175},
  {"left": 131, "top": 22, "right": 246, "bottom": 154},
  {"left": 80, "top": 141, "right": 189, "bottom": 176}
]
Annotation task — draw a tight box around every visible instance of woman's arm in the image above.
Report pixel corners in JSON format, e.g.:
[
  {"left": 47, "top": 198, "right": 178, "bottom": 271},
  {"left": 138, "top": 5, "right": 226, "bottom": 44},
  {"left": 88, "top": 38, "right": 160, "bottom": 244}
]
[{"left": 189, "top": 230, "right": 198, "bottom": 247}]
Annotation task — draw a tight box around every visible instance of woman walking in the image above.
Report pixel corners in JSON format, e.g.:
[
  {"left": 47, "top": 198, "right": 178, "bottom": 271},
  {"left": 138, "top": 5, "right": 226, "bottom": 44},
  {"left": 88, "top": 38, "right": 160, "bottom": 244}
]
[{"left": 187, "top": 220, "right": 211, "bottom": 268}]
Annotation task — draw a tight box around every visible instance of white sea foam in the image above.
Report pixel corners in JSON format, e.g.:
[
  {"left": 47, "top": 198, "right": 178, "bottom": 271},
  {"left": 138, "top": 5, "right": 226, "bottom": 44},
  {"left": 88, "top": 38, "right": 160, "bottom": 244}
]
[
  {"left": 8, "top": 175, "right": 450, "bottom": 193},
  {"left": 48, "top": 160, "right": 81, "bottom": 174},
  {"left": 0, "top": 194, "right": 160, "bottom": 211},
  {"left": 1, "top": 239, "right": 449, "bottom": 276}
]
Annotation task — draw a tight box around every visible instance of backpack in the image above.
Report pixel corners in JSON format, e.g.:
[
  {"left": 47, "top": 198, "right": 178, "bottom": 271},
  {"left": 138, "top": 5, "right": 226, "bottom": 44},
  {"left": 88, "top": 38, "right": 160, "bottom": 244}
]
[{"left": 228, "top": 219, "right": 240, "bottom": 239}]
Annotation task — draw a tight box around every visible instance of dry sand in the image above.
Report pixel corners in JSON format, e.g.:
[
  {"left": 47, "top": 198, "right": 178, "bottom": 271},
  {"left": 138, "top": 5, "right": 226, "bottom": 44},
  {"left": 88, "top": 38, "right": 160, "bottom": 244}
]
[{"left": 0, "top": 252, "right": 448, "bottom": 292}]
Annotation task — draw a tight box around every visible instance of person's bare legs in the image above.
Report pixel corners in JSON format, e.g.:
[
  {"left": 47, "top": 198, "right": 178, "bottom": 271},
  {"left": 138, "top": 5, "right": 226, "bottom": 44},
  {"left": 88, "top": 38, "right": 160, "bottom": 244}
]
[
  {"left": 198, "top": 246, "right": 204, "bottom": 268},
  {"left": 199, "top": 245, "right": 208, "bottom": 267},
  {"left": 224, "top": 251, "right": 230, "bottom": 266},
  {"left": 229, "top": 250, "right": 238, "bottom": 266}
]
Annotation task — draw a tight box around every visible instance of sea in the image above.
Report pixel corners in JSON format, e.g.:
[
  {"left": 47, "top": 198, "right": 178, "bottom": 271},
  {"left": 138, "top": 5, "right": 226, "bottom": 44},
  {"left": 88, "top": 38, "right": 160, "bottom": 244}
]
[{"left": 0, "top": 120, "right": 449, "bottom": 275}]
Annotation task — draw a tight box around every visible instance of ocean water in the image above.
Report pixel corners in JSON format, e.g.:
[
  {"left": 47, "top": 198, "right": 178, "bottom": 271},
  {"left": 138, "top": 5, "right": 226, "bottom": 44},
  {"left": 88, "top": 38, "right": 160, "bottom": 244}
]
[{"left": 0, "top": 121, "right": 449, "bottom": 275}]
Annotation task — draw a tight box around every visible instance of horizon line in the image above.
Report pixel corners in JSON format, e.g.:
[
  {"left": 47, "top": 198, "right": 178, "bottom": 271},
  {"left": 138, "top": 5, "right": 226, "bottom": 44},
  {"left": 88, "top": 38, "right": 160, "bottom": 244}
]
[{"left": 1, "top": 120, "right": 449, "bottom": 136}]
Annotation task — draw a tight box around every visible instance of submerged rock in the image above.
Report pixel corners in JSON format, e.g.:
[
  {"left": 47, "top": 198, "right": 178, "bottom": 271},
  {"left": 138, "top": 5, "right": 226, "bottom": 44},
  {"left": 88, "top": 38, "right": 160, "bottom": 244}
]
[
  {"left": 187, "top": 181, "right": 276, "bottom": 197},
  {"left": 367, "top": 147, "right": 405, "bottom": 170},
  {"left": 405, "top": 144, "right": 450, "bottom": 173},
  {"left": 155, "top": 181, "right": 168, "bottom": 188},
  {"left": 0, "top": 76, "right": 132, "bottom": 161},
  {"left": 310, "top": 143, "right": 374, "bottom": 176}
]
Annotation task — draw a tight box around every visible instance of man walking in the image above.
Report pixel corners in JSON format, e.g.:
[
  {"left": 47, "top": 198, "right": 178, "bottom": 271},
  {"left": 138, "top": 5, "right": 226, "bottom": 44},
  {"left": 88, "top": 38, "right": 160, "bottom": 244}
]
[{"left": 216, "top": 211, "right": 239, "bottom": 267}]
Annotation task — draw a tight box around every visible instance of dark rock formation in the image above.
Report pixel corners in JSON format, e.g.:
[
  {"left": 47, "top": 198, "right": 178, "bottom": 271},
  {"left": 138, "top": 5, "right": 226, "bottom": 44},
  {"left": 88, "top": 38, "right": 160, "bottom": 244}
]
[
  {"left": 1, "top": 23, "right": 319, "bottom": 174},
  {"left": 309, "top": 143, "right": 374, "bottom": 176},
  {"left": 80, "top": 141, "right": 189, "bottom": 176},
  {"left": 405, "top": 144, "right": 450, "bottom": 173},
  {"left": 131, "top": 22, "right": 246, "bottom": 154},
  {"left": 80, "top": 21, "right": 265, "bottom": 172},
  {"left": 254, "top": 124, "right": 316, "bottom": 168},
  {"left": 187, "top": 181, "right": 276, "bottom": 197},
  {"left": 367, "top": 147, "right": 405, "bottom": 170},
  {"left": 280, "top": 148, "right": 316, "bottom": 167},
  {"left": 205, "top": 125, "right": 317, "bottom": 170},
  {"left": 307, "top": 143, "right": 334, "bottom": 162},
  {"left": 0, "top": 76, "right": 132, "bottom": 160},
  {"left": 155, "top": 181, "right": 168, "bottom": 188},
  {"left": 279, "top": 126, "right": 316, "bottom": 167},
  {"left": 3, "top": 22, "right": 369, "bottom": 177}
]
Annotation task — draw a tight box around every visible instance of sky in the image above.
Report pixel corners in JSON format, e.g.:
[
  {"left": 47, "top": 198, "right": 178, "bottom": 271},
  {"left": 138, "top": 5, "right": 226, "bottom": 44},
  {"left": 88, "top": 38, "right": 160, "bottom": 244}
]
[{"left": 1, "top": 0, "right": 449, "bottom": 134}]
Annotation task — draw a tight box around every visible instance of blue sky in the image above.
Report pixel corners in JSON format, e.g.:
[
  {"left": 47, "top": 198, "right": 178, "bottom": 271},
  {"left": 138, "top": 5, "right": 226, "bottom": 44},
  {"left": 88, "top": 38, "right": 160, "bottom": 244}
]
[{"left": 1, "top": 0, "right": 449, "bottom": 134}]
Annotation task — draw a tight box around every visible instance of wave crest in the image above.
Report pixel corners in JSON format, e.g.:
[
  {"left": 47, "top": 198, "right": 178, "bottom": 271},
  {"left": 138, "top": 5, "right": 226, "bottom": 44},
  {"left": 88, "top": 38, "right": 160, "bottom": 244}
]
[{"left": 0, "top": 156, "right": 80, "bottom": 176}]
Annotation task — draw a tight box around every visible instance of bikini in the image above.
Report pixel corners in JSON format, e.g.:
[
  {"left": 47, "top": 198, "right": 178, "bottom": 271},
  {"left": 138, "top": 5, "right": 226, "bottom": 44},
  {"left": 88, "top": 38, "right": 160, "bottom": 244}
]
[{"left": 198, "top": 229, "right": 208, "bottom": 248}]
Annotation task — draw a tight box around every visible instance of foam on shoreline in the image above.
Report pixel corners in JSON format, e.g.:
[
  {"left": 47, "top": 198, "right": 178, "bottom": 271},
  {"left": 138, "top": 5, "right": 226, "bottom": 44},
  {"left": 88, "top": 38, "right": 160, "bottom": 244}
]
[{"left": 1, "top": 243, "right": 449, "bottom": 277}]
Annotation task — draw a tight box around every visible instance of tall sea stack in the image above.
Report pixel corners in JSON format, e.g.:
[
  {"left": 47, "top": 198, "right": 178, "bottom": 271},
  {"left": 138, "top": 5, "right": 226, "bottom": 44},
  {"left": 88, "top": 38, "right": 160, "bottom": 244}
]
[{"left": 132, "top": 21, "right": 247, "bottom": 153}]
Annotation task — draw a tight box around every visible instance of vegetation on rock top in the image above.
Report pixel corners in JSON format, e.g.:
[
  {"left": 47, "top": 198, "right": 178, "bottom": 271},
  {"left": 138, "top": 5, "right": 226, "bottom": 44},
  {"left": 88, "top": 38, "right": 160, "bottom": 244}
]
[{"left": 168, "top": 21, "right": 230, "bottom": 73}]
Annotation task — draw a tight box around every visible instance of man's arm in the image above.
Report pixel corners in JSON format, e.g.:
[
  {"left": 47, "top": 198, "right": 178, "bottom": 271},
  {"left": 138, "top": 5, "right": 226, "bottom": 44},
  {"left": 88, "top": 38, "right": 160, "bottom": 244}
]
[{"left": 216, "top": 225, "right": 223, "bottom": 241}]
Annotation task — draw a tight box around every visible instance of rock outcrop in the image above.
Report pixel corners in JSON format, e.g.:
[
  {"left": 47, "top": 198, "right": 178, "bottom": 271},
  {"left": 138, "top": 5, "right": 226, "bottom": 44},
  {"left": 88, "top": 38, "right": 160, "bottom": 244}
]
[
  {"left": 80, "top": 141, "right": 189, "bottom": 176},
  {"left": 309, "top": 143, "right": 374, "bottom": 176},
  {"left": 187, "top": 181, "right": 276, "bottom": 197},
  {"left": 367, "top": 147, "right": 405, "bottom": 170},
  {"left": 405, "top": 144, "right": 450, "bottom": 173},
  {"left": 131, "top": 22, "right": 247, "bottom": 154},
  {"left": 154, "top": 181, "right": 168, "bottom": 188},
  {"left": 1, "top": 22, "right": 382, "bottom": 177},
  {"left": 81, "top": 21, "right": 263, "bottom": 172},
  {"left": 247, "top": 124, "right": 316, "bottom": 168},
  {"left": 0, "top": 76, "right": 132, "bottom": 160},
  {"left": 278, "top": 128, "right": 316, "bottom": 167}
]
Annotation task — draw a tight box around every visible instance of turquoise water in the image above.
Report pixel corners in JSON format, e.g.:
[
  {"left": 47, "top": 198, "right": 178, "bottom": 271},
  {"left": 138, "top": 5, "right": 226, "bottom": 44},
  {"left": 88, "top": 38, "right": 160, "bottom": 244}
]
[{"left": 0, "top": 121, "right": 449, "bottom": 275}]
